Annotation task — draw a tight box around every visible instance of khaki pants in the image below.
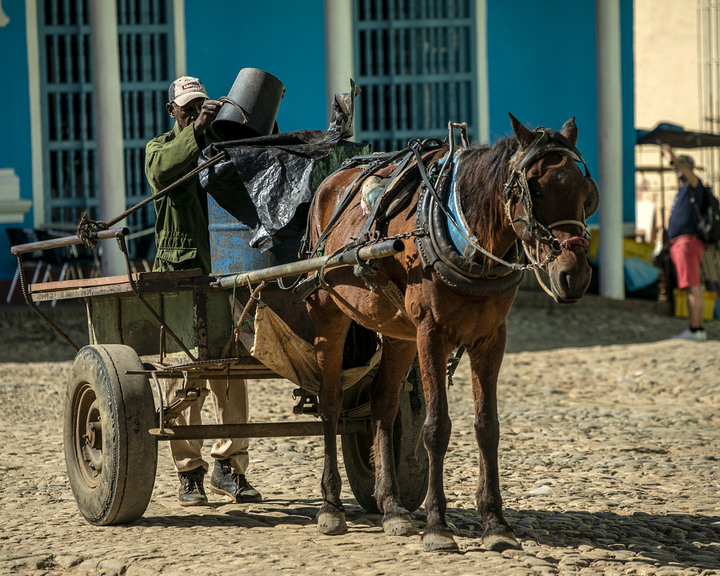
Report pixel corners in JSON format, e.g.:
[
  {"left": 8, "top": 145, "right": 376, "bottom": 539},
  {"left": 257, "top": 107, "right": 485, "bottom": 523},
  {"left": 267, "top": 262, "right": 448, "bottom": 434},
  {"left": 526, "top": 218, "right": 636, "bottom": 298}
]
[{"left": 164, "top": 377, "right": 250, "bottom": 475}]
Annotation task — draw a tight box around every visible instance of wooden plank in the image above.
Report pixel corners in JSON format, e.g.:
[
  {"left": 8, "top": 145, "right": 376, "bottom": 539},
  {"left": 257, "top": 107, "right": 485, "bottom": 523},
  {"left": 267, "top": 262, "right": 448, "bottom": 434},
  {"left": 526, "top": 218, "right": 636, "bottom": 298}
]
[
  {"left": 28, "top": 268, "right": 204, "bottom": 295},
  {"left": 31, "top": 283, "right": 135, "bottom": 302},
  {"left": 30, "top": 273, "right": 140, "bottom": 293}
]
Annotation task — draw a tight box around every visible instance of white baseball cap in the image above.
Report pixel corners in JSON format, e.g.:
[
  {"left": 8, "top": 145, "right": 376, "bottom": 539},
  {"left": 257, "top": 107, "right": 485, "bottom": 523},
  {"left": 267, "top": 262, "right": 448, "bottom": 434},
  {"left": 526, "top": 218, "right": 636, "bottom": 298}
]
[{"left": 168, "top": 76, "right": 208, "bottom": 107}]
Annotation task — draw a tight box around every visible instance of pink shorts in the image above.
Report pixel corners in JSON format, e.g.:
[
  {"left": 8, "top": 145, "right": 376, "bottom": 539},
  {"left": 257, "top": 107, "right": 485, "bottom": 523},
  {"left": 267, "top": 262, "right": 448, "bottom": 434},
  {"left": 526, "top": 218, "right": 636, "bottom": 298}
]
[{"left": 670, "top": 235, "right": 705, "bottom": 289}]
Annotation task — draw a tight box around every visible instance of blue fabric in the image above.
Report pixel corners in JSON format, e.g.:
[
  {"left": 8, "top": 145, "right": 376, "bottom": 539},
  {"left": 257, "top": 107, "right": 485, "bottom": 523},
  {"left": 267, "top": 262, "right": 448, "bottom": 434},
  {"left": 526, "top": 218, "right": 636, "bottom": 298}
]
[
  {"left": 667, "top": 179, "right": 704, "bottom": 239},
  {"left": 446, "top": 174, "right": 469, "bottom": 255},
  {"left": 624, "top": 257, "right": 659, "bottom": 292}
]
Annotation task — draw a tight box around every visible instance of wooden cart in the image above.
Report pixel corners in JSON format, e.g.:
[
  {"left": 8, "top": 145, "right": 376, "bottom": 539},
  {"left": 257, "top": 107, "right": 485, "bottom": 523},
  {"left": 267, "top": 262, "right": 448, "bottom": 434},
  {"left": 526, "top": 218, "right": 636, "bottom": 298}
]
[{"left": 10, "top": 228, "right": 428, "bottom": 525}]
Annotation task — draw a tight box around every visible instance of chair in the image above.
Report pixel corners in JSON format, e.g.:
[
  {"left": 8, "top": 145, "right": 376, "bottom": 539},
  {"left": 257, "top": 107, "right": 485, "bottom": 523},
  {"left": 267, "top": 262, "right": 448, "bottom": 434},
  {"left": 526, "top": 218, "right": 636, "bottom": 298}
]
[
  {"left": 6, "top": 228, "right": 46, "bottom": 303},
  {"left": 34, "top": 229, "right": 101, "bottom": 306}
]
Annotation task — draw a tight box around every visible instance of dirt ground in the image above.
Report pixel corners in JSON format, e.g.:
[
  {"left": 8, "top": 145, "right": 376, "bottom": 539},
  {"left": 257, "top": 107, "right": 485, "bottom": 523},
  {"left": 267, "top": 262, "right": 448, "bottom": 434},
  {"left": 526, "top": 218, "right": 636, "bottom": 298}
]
[{"left": 0, "top": 292, "right": 719, "bottom": 575}]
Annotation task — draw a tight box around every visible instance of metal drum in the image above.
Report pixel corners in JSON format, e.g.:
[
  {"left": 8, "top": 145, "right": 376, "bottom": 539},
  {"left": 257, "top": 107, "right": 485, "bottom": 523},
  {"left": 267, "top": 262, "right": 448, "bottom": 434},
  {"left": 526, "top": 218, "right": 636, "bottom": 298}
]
[{"left": 208, "top": 195, "right": 302, "bottom": 276}]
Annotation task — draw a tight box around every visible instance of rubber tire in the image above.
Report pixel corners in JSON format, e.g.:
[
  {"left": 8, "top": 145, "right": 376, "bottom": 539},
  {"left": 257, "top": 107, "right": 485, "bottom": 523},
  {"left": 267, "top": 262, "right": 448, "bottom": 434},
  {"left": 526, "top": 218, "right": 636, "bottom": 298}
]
[
  {"left": 64, "top": 344, "right": 158, "bottom": 525},
  {"left": 341, "top": 364, "right": 428, "bottom": 514}
]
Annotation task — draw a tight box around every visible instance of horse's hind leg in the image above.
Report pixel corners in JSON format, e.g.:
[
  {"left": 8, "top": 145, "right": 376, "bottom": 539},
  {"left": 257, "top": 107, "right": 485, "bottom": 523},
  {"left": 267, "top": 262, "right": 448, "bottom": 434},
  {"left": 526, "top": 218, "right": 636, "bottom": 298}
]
[
  {"left": 468, "top": 329, "right": 520, "bottom": 551},
  {"left": 309, "top": 295, "right": 353, "bottom": 535},
  {"left": 371, "top": 337, "right": 419, "bottom": 537}
]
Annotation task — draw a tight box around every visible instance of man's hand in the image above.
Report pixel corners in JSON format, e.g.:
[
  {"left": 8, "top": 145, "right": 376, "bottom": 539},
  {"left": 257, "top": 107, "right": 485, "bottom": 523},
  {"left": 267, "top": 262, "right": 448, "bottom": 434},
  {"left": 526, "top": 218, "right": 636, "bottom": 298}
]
[
  {"left": 193, "top": 99, "right": 223, "bottom": 135},
  {"left": 662, "top": 143, "right": 675, "bottom": 163}
]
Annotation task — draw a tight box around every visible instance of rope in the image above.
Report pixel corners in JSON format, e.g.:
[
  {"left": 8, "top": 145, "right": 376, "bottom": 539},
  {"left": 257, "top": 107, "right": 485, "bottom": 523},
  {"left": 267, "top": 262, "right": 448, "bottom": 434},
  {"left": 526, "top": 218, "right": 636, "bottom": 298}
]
[{"left": 75, "top": 150, "right": 229, "bottom": 247}]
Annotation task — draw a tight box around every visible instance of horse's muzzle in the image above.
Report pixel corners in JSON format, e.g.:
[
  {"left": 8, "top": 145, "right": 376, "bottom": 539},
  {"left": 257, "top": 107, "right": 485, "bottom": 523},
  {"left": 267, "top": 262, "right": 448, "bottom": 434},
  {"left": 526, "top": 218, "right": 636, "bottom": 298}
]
[{"left": 548, "top": 241, "right": 592, "bottom": 303}]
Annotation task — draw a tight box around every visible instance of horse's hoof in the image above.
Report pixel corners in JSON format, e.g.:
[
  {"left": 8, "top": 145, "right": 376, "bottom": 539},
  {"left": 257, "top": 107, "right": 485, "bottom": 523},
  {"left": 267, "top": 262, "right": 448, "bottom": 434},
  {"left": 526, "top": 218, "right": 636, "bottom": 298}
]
[
  {"left": 483, "top": 532, "right": 520, "bottom": 552},
  {"left": 382, "top": 514, "right": 419, "bottom": 536},
  {"left": 317, "top": 511, "right": 348, "bottom": 535},
  {"left": 422, "top": 532, "right": 460, "bottom": 553}
]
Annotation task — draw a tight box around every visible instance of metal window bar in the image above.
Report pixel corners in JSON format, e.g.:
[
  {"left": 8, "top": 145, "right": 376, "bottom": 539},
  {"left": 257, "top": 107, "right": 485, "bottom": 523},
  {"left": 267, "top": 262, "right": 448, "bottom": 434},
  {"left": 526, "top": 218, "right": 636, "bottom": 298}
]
[{"left": 353, "top": 0, "right": 477, "bottom": 153}]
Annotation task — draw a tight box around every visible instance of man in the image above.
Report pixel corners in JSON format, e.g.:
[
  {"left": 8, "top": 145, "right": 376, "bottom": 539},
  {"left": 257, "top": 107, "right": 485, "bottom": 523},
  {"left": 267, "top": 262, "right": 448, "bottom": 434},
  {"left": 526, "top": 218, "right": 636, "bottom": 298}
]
[
  {"left": 145, "top": 76, "right": 262, "bottom": 505},
  {"left": 663, "top": 144, "right": 708, "bottom": 341}
]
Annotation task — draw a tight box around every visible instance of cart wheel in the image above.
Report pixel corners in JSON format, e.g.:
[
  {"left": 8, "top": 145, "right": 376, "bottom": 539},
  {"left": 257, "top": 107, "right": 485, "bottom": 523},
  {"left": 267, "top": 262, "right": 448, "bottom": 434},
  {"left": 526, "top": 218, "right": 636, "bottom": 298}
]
[
  {"left": 341, "top": 364, "right": 428, "bottom": 514},
  {"left": 64, "top": 344, "right": 157, "bottom": 525}
]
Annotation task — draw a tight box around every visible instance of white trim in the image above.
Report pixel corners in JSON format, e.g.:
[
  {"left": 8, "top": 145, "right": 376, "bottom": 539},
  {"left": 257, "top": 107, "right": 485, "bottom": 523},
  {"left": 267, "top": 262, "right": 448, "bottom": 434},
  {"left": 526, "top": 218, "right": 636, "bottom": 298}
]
[
  {"left": 0, "top": 169, "right": 31, "bottom": 223},
  {"left": 475, "top": 0, "right": 489, "bottom": 144},
  {"left": 324, "top": 0, "right": 354, "bottom": 126},
  {"left": 173, "top": 0, "right": 186, "bottom": 76},
  {"left": 26, "top": 0, "right": 43, "bottom": 227}
]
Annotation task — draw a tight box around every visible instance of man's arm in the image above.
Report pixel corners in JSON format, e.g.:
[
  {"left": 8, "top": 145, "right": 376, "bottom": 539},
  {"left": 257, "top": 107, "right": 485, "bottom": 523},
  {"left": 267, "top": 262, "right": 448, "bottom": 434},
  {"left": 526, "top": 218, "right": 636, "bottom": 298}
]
[
  {"left": 662, "top": 144, "right": 700, "bottom": 188},
  {"left": 144, "top": 125, "right": 201, "bottom": 192}
]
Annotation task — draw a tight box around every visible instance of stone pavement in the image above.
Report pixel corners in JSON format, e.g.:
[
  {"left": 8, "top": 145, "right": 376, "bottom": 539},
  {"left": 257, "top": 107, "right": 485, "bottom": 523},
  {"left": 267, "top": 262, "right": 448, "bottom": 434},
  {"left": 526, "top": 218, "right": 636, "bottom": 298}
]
[{"left": 0, "top": 293, "right": 719, "bottom": 575}]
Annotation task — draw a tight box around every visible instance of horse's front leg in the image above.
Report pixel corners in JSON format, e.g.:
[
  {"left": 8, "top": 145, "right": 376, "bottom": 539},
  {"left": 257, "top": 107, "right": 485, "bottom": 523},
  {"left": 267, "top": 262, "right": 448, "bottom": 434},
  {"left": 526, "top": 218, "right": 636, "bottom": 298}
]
[
  {"left": 310, "top": 301, "right": 352, "bottom": 535},
  {"left": 416, "top": 326, "right": 458, "bottom": 552},
  {"left": 371, "top": 337, "right": 419, "bottom": 537},
  {"left": 468, "top": 324, "right": 520, "bottom": 551}
]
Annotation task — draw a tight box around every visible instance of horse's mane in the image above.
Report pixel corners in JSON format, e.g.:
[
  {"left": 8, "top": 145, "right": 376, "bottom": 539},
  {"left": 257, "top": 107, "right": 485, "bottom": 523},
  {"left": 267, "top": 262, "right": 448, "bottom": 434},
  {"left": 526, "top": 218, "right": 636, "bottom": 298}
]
[{"left": 456, "top": 135, "right": 520, "bottom": 250}]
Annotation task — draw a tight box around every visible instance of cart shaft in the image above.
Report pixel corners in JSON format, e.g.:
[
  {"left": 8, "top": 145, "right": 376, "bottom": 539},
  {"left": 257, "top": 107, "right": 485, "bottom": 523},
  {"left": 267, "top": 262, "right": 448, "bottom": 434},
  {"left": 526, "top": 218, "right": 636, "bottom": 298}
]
[{"left": 213, "top": 238, "right": 405, "bottom": 288}]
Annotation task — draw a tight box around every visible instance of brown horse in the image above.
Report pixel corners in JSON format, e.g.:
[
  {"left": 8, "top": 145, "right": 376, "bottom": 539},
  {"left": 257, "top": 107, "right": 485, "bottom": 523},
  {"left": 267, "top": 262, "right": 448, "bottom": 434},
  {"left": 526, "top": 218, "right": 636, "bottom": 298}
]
[{"left": 304, "top": 114, "right": 598, "bottom": 552}]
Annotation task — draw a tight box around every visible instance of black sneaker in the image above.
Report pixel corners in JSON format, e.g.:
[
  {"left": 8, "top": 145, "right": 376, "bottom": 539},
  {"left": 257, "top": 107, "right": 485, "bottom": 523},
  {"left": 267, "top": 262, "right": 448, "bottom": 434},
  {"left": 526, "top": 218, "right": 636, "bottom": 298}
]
[
  {"left": 178, "top": 467, "right": 208, "bottom": 506},
  {"left": 209, "top": 459, "right": 263, "bottom": 503}
]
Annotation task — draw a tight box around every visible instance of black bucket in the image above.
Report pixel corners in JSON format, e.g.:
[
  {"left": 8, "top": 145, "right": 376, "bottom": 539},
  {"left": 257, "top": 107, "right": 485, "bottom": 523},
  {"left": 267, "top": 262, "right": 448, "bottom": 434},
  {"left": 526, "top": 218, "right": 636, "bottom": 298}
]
[{"left": 213, "top": 68, "right": 285, "bottom": 140}]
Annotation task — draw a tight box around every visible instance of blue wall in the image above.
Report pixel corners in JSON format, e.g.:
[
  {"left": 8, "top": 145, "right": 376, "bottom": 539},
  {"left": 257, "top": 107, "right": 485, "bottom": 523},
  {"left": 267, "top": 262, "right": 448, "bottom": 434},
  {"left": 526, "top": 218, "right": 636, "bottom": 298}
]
[
  {"left": 0, "top": 3, "right": 34, "bottom": 280},
  {"left": 184, "top": 0, "right": 328, "bottom": 133},
  {"left": 620, "top": 0, "right": 636, "bottom": 230},
  {"left": 0, "top": 0, "right": 637, "bottom": 285},
  {"left": 487, "top": 0, "right": 635, "bottom": 226}
]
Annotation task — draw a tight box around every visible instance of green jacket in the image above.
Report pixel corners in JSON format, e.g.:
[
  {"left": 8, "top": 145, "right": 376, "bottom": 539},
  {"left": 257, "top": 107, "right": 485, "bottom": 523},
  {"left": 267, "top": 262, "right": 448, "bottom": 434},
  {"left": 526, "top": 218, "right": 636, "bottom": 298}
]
[{"left": 145, "top": 122, "right": 213, "bottom": 274}]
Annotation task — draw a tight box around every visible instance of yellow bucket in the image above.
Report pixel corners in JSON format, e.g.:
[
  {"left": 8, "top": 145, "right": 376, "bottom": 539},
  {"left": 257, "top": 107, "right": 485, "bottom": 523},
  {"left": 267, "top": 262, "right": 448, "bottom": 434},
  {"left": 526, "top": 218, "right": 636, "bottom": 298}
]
[{"left": 673, "top": 289, "right": 716, "bottom": 321}]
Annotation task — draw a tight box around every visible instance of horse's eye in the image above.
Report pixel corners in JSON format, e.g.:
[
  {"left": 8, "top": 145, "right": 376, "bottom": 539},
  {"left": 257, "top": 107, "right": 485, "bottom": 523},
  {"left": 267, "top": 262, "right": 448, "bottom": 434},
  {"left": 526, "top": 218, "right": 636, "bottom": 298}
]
[{"left": 528, "top": 181, "right": 543, "bottom": 199}]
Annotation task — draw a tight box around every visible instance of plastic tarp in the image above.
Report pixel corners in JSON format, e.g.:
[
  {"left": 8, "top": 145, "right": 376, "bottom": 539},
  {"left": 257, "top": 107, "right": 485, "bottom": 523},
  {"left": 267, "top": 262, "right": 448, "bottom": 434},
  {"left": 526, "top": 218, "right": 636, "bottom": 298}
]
[
  {"left": 624, "top": 257, "right": 659, "bottom": 292},
  {"left": 199, "top": 130, "right": 369, "bottom": 252}
]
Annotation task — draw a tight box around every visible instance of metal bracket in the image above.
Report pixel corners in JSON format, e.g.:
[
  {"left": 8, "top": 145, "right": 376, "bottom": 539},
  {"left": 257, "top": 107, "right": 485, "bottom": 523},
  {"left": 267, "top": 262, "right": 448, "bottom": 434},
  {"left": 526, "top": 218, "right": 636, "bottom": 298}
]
[
  {"left": 162, "top": 386, "right": 210, "bottom": 424},
  {"left": 292, "top": 388, "right": 319, "bottom": 415}
]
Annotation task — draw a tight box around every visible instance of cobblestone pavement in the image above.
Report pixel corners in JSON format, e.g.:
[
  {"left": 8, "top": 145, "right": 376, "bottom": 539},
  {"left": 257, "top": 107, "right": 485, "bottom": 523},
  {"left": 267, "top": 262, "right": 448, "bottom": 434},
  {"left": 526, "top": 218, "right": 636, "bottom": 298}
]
[{"left": 1, "top": 293, "right": 719, "bottom": 575}]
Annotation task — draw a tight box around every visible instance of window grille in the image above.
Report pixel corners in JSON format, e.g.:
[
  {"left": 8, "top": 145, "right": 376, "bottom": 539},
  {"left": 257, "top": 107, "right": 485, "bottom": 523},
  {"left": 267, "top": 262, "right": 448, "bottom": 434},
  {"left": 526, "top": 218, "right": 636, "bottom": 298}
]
[
  {"left": 353, "top": 0, "right": 477, "bottom": 152},
  {"left": 37, "top": 0, "right": 175, "bottom": 234}
]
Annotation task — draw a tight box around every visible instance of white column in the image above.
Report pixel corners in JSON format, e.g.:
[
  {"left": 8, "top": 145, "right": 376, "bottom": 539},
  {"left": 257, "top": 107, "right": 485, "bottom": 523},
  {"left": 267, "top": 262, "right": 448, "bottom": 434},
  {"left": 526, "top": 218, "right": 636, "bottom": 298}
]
[
  {"left": 596, "top": 0, "right": 625, "bottom": 300},
  {"left": 324, "top": 0, "right": 354, "bottom": 126},
  {"left": 475, "top": 0, "right": 489, "bottom": 144},
  {"left": 90, "top": 0, "right": 126, "bottom": 276},
  {"left": 173, "top": 0, "right": 186, "bottom": 76}
]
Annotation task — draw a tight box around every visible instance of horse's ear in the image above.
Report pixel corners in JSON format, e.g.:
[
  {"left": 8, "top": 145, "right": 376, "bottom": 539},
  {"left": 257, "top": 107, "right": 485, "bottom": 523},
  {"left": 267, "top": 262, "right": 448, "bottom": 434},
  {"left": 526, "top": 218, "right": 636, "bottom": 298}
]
[
  {"left": 509, "top": 113, "right": 535, "bottom": 150},
  {"left": 560, "top": 117, "right": 578, "bottom": 146}
]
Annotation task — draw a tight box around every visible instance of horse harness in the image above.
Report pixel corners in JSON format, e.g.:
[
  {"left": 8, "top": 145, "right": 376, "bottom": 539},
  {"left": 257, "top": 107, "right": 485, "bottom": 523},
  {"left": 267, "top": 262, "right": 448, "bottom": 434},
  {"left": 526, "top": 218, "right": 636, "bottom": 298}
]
[{"left": 296, "top": 123, "right": 598, "bottom": 301}]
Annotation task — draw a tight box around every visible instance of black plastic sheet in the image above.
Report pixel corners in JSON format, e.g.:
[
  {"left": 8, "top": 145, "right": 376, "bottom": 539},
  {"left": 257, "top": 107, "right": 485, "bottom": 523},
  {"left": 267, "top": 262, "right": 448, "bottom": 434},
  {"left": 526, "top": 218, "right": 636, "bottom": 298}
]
[{"left": 199, "top": 130, "right": 369, "bottom": 251}]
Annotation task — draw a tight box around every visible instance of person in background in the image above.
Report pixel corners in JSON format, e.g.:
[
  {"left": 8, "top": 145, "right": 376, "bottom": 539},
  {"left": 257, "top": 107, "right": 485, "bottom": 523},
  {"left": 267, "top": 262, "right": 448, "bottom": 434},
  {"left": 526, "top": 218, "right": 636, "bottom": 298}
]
[
  {"left": 663, "top": 144, "right": 708, "bottom": 341},
  {"left": 145, "top": 76, "right": 262, "bottom": 505}
]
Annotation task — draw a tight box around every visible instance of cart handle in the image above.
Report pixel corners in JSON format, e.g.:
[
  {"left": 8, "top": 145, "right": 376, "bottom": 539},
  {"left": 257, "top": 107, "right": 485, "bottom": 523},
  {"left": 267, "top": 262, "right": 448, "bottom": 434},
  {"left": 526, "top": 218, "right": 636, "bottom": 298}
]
[{"left": 10, "top": 227, "right": 129, "bottom": 256}]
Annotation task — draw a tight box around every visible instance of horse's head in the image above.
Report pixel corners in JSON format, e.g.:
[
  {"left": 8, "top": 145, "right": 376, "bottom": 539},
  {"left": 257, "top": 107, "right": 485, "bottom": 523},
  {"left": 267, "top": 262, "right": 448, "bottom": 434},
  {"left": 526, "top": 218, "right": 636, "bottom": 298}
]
[{"left": 506, "top": 114, "right": 598, "bottom": 303}]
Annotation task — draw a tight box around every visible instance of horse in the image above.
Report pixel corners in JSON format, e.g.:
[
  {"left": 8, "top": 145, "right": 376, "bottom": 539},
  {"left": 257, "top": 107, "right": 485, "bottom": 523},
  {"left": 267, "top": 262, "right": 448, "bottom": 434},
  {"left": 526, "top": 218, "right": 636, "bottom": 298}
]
[{"left": 302, "top": 114, "right": 599, "bottom": 552}]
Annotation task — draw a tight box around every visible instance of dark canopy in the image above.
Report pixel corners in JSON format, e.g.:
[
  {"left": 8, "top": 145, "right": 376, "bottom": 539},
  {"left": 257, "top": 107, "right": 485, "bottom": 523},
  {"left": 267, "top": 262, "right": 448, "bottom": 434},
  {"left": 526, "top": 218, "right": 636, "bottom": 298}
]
[{"left": 636, "top": 122, "right": 720, "bottom": 148}]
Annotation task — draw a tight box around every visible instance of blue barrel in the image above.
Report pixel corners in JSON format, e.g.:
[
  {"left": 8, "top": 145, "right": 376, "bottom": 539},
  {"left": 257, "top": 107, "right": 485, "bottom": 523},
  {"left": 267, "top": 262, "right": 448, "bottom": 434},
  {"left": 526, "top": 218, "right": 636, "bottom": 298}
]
[{"left": 208, "top": 195, "right": 302, "bottom": 276}]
